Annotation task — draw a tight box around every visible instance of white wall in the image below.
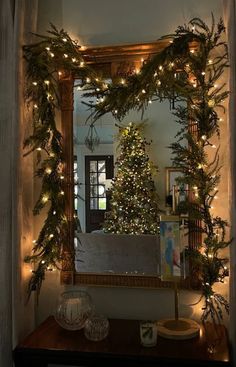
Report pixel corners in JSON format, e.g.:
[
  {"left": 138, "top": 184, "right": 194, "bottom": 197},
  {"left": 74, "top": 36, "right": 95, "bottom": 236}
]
[{"left": 35, "top": 0, "right": 230, "bottom": 330}]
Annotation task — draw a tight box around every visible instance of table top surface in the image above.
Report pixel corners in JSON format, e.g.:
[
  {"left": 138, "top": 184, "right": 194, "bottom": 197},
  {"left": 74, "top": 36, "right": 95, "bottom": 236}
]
[{"left": 16, "top": 316, "right": 230, "bottom": 365}]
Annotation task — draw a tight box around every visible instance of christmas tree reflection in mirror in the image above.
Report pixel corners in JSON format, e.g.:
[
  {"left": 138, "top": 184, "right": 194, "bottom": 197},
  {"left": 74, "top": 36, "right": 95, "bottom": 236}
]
[{"left": 73, "top": 79, "right": 180, "bottom": 276}]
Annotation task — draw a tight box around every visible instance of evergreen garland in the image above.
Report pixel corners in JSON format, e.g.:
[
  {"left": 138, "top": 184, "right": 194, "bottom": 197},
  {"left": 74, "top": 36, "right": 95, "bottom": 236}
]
[
  {"left": 24, "top": 17, "right": 231, "bottom": 322},
  {"left": 86, "top": 15, "right": 231, "bottom": 322},
  {"left": 23, "top": 25, "right": 102, "bottom": 295}
]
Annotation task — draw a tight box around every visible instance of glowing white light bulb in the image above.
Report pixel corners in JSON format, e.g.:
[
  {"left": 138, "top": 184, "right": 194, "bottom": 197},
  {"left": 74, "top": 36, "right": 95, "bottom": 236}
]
[
  {"left": 45, "top": 167, "right": 52, "bottom": 174},
  {"left": 42, "top": 195, "right": 49, "bottom": 203}
]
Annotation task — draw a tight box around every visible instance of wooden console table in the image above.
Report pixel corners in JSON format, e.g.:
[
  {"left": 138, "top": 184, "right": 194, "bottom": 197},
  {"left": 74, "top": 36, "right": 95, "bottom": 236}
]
[{"left": 13, "top": 316, "right": 231, "bottom": 367}]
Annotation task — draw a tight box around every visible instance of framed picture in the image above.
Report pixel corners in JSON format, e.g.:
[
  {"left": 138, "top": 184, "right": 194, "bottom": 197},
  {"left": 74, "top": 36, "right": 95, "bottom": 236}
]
[
  {"left": 165, "top": 167, "right": 187, "bottom": 210},
  {"left": 160, "top": 215, "right": 181, "bottom": 281}
]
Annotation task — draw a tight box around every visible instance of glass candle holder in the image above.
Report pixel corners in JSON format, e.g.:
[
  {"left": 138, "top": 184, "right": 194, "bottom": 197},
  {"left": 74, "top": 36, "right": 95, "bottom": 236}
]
[
  {"left": 84, "top": 314, "right": 109, "bottom": 341},
  {"left": 140, "top": 320, "right": 157, "bottom": 347},
  {"left": 55, "top": 290, "right": 94, "bottom": 330}
]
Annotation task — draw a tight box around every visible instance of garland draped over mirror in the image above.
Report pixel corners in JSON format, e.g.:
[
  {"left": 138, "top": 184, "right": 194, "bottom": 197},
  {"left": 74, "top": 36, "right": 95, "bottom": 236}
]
[{"left": 23, "top": 17, "right": 231, "bottom": 322}]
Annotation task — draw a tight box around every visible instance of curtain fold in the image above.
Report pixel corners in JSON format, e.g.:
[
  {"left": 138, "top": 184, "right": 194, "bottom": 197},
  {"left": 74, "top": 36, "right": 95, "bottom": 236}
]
[
  {"left": 0, "top": 1, "right": 38, "bottom": 366},
  {"left": 222, "top": 0, "right": 236, "bottom": 365}
]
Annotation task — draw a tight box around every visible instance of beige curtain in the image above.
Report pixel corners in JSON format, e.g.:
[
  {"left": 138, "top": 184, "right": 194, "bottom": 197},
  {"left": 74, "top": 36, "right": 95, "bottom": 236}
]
[
  {"left": 0, "top": 1, "right": 38, "bottom": 366},
  {"left": 223, "top": 0, "right": 236, "bottom": 365}
]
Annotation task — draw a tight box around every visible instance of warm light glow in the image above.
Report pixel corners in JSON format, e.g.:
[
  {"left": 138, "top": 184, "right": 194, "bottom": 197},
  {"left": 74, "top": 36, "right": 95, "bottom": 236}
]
[
  {"left": 34, "top": 104, "right": 38, "bottom": 109},
  {"left": 63, "top": 53, "right": 68, "bottom": 58},
  {"left": 36, "top": 147, "right": 42, "bottom": 151},
  {"left": 190, "top": 49, "right": 195, "bottom": 54},
  {"left": 45, "top": 167, "right": 52, "bottom": 174},
  {"left": 142, "top": 89, "right": 146, "bottom": 94},
  {"left": 50, "top": 53, "right": 54, "bottom": 58},
  {"left": 42, "top": 195, "right": 49, "bottom": 203},
  {"left": 60, "top": 190, "right": 65, "bottom": 195},
  {"left": 32, "top": 81, "right": 37, "bottom": 86},
  {"left": 49, "top": 234, "right": 54, "bottom": 238},
  {"left": 86, "top": 77, "right": 91, "bottom": 83},
  {"left": 58, "top": 71, "right": 62, "bottom": 76},
  {"left": 62, "top": 38, "right": 67, "bottom": 42},
  {"left": 80, "top": 61, "right": 85, "bottom": 67},
  {"left": 44, "top": 80, "right": 50, "bottom": 85},
  {"left": 72, "top": 57, "right": 77, "bottom": 62}
]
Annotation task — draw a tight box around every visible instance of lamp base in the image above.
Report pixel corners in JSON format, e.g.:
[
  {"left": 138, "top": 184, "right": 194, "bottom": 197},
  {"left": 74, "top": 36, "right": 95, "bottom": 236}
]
[{"left": 157, "top": 318, "right": 200, "bottom": 340}]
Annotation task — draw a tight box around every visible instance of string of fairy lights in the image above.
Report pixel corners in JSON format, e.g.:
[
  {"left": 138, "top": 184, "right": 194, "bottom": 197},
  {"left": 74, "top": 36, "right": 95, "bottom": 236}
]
[
  {"left": 23, "top": 25, "right": 105, "bottom": 294},
  {"left": 85, "top": 16, "right": 231, "bottom": 322},
  {"left": 24, "top": 18, "right": 230, "bottom": 322}
]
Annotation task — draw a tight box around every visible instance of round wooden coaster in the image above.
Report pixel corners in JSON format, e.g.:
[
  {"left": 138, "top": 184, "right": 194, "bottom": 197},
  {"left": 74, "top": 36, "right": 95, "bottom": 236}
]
[{"left": 157, "top": 318, "right": 200, "bottom": 340}]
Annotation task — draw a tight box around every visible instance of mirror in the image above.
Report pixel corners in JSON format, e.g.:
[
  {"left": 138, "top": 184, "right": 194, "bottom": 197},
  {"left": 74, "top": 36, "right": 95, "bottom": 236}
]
[
  {"left": 60, "top": 40, "right": 192, "bottom": 287},
  {"left": 73, "top": 88, "right": 180, "bottom": 233}
]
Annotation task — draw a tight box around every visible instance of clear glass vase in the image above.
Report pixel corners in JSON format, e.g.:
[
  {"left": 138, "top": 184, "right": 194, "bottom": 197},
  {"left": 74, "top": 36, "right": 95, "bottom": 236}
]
[
  {"left": 84, "top": 314, "right": 109, "bottom": 341},
  {"left": 55, "top": 290, "right": 94, "bottom": 330}
]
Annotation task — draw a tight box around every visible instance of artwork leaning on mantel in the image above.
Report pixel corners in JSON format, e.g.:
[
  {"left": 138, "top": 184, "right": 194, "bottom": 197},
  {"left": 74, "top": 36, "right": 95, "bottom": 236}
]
[{"left": 23, "top": 16, "right": 231, "bottom": 322}]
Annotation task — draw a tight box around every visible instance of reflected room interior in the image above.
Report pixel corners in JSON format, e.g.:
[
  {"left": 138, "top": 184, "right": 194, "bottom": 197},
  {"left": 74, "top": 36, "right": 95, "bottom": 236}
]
[{"left": 73, "top": 78, "right": 187, "bottom": 276}]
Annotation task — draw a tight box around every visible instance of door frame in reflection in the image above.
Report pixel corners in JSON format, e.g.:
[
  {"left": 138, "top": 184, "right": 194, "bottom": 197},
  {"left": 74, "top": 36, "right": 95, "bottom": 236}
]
[{"left": 85, "top": 155, "right": 114, "bottom": 232}]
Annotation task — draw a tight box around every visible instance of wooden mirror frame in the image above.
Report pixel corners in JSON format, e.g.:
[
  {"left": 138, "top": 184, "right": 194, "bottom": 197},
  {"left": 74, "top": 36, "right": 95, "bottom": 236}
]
[{"left": 59, "top": 40, "right": 199, "bottom": 289}]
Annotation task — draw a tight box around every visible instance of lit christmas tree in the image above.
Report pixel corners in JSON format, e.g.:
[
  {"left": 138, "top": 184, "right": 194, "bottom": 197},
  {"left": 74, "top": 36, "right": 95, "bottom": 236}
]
[{"left": 103, "top": 122, "right": 160, "bottom": 234}]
